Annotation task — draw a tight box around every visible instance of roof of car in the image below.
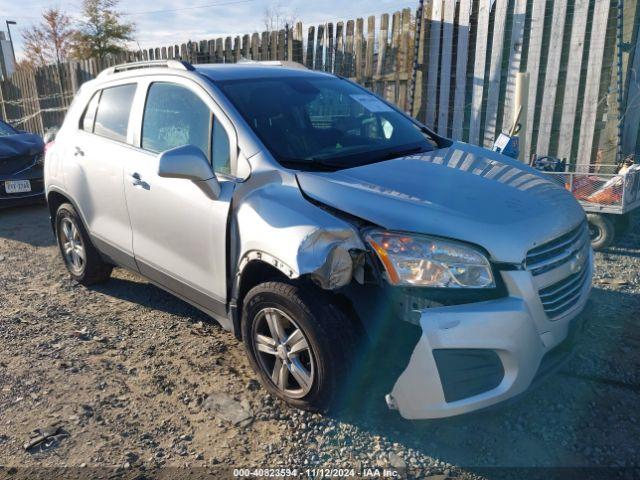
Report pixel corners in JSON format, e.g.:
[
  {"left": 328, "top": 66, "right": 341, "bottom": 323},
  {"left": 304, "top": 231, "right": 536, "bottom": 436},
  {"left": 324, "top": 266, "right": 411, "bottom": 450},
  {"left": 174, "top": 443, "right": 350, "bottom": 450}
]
[
  {"left": 194, "top": 63, "right": 333, "bottom": 82},
  {"left": 94, "top": 60, "right": 334, "bottom": 86}
]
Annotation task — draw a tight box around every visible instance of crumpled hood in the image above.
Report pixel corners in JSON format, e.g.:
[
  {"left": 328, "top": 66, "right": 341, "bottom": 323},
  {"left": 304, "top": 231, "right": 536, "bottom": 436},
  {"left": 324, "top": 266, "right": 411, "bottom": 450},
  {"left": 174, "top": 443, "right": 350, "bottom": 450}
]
[
  {"left": 296, "top": 141, "right": 585, "bottom": 264},
  {"left": 0, "top": 132, "right": 44, "bottom": 159}
]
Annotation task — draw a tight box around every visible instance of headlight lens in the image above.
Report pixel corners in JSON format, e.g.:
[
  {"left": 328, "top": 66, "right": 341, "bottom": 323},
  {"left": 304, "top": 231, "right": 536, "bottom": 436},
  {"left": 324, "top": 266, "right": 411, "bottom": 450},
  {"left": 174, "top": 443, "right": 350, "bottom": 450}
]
[{"left": 365, "top": 230, "right": 495, "bottom": 288}]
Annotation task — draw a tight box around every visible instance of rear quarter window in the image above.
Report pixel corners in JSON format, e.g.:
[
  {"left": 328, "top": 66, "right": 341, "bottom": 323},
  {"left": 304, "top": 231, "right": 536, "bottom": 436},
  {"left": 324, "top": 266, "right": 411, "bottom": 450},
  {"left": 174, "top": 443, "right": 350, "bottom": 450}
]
[
  {"left": 80, "top": 91, "right": 101, "bottom": 133},
  {"left": 93, "top": 84, "right": 137, "bottom": 142}
]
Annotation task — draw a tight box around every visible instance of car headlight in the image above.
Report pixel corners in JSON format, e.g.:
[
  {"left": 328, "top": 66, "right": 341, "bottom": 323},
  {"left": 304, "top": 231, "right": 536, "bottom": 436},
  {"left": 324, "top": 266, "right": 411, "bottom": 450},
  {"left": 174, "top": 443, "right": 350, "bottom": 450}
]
[{"left": 365, "top": 230, "right": 495, "bottom": 288}]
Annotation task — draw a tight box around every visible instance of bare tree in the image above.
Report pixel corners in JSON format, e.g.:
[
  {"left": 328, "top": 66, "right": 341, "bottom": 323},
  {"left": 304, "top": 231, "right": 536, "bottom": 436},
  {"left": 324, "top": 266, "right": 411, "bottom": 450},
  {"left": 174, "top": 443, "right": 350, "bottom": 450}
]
[
  {"left": 263, "top": 3, "right": 298, "bottom": 32},
  {"left": 21, "top": 8, "right": 76, "bottom": 67}
]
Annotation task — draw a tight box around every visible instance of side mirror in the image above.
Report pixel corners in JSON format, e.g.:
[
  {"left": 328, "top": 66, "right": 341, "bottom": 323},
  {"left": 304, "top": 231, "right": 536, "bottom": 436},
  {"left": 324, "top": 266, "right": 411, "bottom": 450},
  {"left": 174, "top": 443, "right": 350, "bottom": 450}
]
[
  {"left": 158, "top": 145, "right": 220, "bottom": 199},
  {"left": 43, "top": 127, "right": 59, "bottom": 144}
]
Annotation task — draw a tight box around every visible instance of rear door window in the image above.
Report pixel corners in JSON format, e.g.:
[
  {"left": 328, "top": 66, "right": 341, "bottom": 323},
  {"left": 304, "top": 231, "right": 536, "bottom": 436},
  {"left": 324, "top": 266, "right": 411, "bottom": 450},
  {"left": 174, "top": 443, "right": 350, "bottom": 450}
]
[{"left": 93, "top": 84, "right": 137, "bottom": 142}]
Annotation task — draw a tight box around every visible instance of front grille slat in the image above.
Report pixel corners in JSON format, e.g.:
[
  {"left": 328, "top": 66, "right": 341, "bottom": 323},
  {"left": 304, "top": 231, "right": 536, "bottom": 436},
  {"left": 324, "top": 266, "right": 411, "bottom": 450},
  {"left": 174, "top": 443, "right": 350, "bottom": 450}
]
[
  {"left": 526, "top": 221, "right": 590, "bottom": 320},
  {"left": 542, "top": 292, "right": 582, "bottom": 317},
  {"left": 526, "top": 222, "right": 589, "bottom": 276},
  {"left": 539, "top": 271, "right": 586, "bottom": 304},
  {"left": 527, "top": 226, "right": 585, "bottom": 261},
  {"left": 527, "top": 234, "right": 588, "bottom": 275},
  {"left": 539, "top": 269, "right": 589, "bottom": 315}
]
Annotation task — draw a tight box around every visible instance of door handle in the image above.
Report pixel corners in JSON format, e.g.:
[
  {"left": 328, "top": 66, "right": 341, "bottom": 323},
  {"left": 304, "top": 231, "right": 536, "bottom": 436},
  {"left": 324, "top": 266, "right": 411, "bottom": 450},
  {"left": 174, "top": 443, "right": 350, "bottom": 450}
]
[
  {"left": 74, "top": 146, "right": 84, "bottom": 157},
  {"left": 129, "top": 172, "right": 145, "bottom": 187},
  {"left": 130, "top": 172, "right": 142, "bottom": 185}
]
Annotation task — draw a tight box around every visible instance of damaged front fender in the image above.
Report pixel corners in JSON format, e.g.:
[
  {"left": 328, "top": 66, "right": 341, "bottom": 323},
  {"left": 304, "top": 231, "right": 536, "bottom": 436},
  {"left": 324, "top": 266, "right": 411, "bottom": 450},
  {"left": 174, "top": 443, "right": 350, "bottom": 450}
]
[
  {"left": 232, "top": 173, "right": 366, "bottom": 290},
  {"left": 299, "top": 228, "right": 364, "bottom": 289}
]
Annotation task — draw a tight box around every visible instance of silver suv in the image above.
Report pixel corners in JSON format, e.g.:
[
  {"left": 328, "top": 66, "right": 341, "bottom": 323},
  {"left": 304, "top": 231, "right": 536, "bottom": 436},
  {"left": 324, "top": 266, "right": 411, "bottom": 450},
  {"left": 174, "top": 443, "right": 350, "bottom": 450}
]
[{"left": 45, "top": 60, "right": 592, "bottom": 419}]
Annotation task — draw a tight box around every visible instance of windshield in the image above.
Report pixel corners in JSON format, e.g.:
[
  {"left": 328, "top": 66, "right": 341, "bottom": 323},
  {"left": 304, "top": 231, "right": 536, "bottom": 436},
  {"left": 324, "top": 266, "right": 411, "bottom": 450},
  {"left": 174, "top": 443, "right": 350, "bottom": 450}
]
[
  {"left": 217, "top": 76, "right": 438, "bottom": 170},
  {"left": 0, "top": 121, "right": 17, "bottom": 137}
]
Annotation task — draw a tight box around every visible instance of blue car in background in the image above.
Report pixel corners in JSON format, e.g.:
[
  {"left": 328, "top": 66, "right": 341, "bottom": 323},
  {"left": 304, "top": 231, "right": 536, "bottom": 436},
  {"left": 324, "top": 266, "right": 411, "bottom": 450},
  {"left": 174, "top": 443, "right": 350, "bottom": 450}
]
[{"left": 0, "top": 119, "right": 45, "bottom": 208}]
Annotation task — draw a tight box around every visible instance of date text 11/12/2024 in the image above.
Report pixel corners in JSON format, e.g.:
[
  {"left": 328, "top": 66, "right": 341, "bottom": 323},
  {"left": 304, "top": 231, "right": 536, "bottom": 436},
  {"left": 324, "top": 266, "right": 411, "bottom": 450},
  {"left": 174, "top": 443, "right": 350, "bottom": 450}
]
[{"left": 233, "top": 467, "right": 402, "bottom": 477}]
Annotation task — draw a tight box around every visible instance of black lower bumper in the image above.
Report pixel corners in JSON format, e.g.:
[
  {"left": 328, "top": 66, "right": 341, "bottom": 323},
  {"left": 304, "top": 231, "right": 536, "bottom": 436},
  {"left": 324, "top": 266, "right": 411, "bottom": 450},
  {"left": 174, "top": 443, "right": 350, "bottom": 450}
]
[{"left": 0, "top": 171, "right": 45, "bottom": 208}]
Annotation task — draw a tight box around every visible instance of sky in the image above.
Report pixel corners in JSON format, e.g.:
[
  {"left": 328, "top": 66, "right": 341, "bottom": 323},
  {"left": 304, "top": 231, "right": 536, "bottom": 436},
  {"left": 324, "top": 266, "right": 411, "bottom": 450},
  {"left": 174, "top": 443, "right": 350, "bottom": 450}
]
[{"left": 1, "top": 0, "right": 417, "bottom": 61}]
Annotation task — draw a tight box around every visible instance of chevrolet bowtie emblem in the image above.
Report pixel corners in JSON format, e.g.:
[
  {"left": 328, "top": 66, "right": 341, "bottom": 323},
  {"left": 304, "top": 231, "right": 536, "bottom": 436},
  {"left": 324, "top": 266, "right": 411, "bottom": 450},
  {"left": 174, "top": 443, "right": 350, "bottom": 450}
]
[{"left": 570, "top": 252, "right": 584, "bottom": 274}]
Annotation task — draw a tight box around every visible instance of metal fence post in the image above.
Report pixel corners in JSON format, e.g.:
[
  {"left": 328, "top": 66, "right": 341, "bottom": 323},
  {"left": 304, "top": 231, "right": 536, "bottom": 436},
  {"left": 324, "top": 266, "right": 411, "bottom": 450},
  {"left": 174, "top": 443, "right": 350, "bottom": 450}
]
[{"left": 407, "top": 0, "right": 424, "bottom": 117}]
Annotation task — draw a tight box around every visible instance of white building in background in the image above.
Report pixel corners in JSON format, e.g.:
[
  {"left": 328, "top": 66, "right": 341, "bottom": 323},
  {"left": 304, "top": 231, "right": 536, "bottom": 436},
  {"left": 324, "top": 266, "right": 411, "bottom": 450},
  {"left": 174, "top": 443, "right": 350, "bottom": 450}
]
[{"left": 0, "top": 31, "right": 16, "bottom": 80}]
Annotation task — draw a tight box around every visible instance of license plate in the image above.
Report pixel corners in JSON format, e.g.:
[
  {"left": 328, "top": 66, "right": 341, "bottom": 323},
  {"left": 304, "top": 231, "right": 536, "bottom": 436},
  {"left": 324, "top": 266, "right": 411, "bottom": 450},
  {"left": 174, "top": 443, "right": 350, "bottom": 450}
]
[{"left": 4, "top": 180, "right": 32, "bottom": 194}]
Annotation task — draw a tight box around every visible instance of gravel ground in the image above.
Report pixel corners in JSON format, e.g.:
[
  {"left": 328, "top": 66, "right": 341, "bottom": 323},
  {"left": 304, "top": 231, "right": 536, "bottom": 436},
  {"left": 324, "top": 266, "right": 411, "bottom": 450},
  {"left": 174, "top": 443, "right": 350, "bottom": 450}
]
[{"left": 0, "top": 204, "right": 639, "bottom": 480}]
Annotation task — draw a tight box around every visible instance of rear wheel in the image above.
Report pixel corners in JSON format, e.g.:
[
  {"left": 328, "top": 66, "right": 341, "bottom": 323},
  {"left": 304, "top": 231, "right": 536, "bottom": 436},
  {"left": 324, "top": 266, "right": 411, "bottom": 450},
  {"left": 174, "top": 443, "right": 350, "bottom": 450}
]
[
  {"left": 55, "top": 203, "right": 112, "bottom": 285},
  {"left": 587, "top": 213, "right": 615, "bottom": 250},
  {"left": 241, "top": 281, "right": 357, "bottom": 412}
]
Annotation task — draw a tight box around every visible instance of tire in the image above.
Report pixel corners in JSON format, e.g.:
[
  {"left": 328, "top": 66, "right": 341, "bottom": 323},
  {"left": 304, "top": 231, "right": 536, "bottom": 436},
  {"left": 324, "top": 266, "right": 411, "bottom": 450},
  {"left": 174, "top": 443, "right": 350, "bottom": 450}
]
[
  {"left": 241, "top": 281, "right": 357, "bottom": 413},
  {"left": 587, "top": 213, "right": 615, "bottom": 250},
  {"left": 55, "top": 203, "right": 112, "bottom": 285}
]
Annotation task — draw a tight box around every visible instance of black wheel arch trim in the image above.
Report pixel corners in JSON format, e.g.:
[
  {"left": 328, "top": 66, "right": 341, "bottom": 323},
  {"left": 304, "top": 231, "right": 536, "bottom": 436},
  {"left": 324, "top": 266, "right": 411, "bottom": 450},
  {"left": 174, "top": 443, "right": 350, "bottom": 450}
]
[
  {"left": 46, "top": 187, "right": 89, "bottom": 232},
  {"left": 230, "top": 251, "right": 296, "bottom": 338}
]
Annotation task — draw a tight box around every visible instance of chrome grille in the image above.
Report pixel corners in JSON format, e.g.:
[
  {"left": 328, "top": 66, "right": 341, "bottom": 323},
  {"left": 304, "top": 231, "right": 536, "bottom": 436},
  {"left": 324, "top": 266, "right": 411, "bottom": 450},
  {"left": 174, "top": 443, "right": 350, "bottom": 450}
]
[
  {"left": 526, "top": 221, "right": 591, "bottom": 320},
  {"left": 538, "top": 267, "right": 589, "bottom": 319},
  {"left": 526, "top": 221, "right": 589, "bottom": 276}
]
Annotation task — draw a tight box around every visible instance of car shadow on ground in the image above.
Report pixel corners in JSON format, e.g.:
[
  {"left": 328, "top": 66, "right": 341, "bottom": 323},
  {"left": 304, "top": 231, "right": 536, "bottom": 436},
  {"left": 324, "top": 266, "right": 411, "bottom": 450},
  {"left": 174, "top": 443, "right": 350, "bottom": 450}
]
[
  {"left": 327, "top": 286, "right": 640, "bottom": 473},
  {"left": 89, "top": 276, "right": 213, "bottom": 325},
  {"left": 0, "top": 204, "right": 54, "bottom": 248}
]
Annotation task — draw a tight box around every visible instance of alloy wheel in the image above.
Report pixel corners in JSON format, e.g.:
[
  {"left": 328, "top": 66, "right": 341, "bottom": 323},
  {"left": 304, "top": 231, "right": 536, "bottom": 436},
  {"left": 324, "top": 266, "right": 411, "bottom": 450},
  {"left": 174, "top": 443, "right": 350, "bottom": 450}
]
[
  {"left": 252, "top": 307, "right": 315, "bottom": 399},
  {"left": 59, "top": 217, "right": 86, "bottom": 274}
]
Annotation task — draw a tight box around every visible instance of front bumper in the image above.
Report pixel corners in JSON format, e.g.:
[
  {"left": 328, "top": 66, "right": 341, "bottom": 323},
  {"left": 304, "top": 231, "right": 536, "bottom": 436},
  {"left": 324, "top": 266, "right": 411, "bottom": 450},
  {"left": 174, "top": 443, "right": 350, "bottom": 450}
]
[
  {"left": 386, "top": 253, "right": 593, "bottom": 419},
  {"left": 0, "top": 167, "right": 45, "bottom": 208}
]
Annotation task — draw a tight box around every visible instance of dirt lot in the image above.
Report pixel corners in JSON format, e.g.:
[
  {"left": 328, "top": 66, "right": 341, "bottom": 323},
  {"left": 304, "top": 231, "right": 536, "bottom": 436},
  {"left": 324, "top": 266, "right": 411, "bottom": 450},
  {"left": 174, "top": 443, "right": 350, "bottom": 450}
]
[{"left": 1, "top": 204, "right": 639, "bottom": 480}]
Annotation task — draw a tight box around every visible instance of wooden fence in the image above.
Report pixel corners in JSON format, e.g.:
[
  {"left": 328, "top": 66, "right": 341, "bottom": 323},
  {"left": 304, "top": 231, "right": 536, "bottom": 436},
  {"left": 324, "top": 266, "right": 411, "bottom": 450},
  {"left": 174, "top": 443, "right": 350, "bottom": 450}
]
[{"left": 1, "top": 0, "right": 638, "bottom": 166}]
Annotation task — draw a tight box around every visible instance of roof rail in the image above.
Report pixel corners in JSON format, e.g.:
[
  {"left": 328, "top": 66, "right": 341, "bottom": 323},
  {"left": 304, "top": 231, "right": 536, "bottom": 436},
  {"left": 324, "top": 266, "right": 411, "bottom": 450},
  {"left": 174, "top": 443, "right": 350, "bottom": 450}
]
[
  {"left": 98, "top": 60, "right": 195, "bottom": 78},
  {"left": 236, "top": 59, "right": 307, "bottom": 70}
]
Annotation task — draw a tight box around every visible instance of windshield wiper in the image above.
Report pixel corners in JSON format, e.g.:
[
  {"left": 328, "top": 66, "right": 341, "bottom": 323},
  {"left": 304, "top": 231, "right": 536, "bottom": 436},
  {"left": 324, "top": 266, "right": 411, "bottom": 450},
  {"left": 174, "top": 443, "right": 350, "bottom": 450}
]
[
  {"left": 280, "top": 158, "right": 350, "bottom": 171},
  {"left": 281, "top": 145, "right": 433, "bottom": 171},
  {"left": 378, "top": 145, "right": 432, "bottom": 161}
]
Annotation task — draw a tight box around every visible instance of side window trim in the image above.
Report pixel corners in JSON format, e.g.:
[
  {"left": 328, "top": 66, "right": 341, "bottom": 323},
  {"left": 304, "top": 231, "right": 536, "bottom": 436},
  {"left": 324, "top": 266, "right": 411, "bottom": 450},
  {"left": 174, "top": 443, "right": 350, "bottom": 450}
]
[
  {"left": 211, "top": 116, "right": 231, "bottom": 175},
  {"left": 207, "top": 112, "right": 214, "bottom": 163}
]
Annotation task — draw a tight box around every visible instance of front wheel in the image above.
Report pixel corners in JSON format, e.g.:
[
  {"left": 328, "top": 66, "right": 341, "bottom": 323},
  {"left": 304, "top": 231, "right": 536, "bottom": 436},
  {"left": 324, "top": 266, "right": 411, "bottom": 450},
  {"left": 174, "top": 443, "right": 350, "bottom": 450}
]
[
  {"left": 55, "top": 203, "right": 113, "bottom": 285},
  {"left": 241, "top": 282, "right": 357, "bottom": 412}
]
